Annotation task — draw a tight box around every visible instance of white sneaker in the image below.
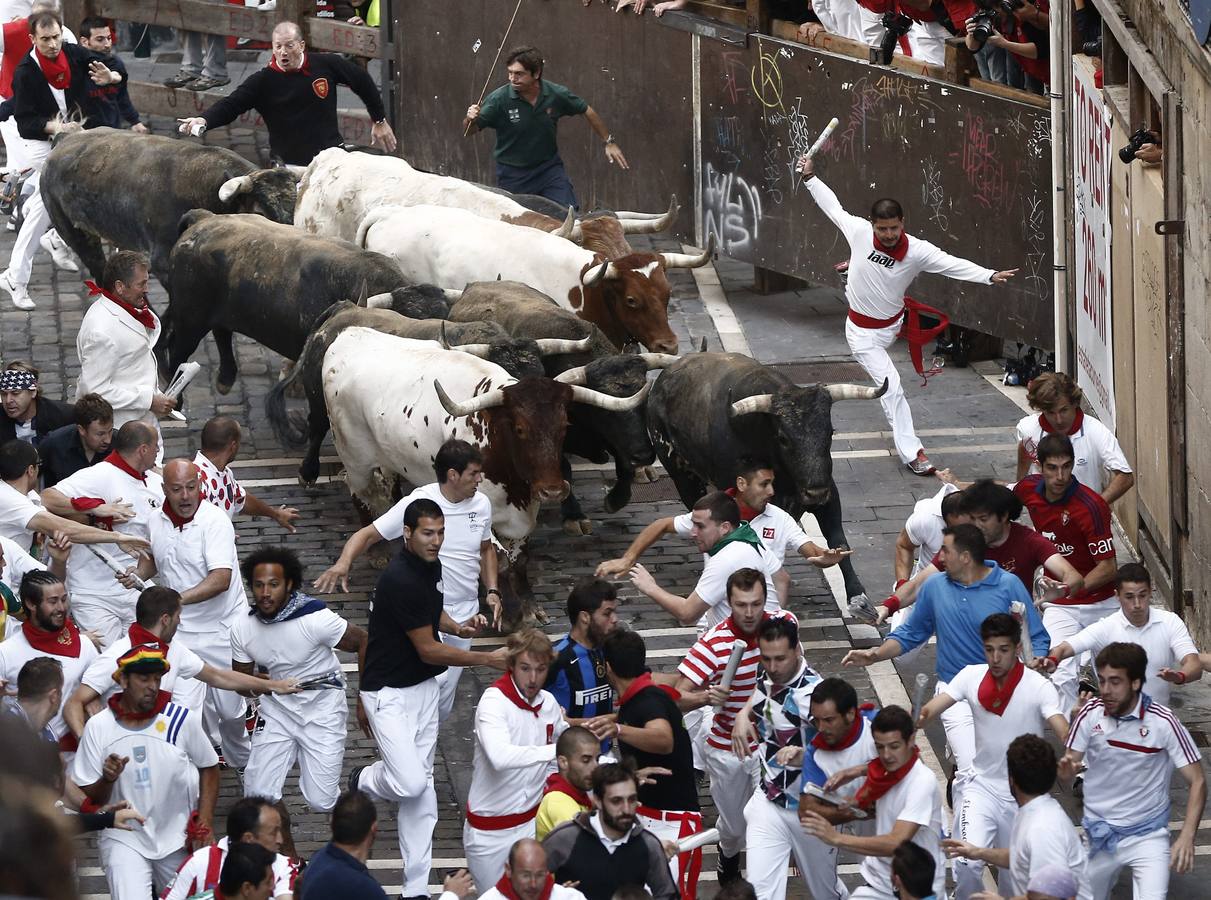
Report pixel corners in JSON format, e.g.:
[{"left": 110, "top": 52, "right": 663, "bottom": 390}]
[
  {"left": 39, "top": 230, "right": 79, "bottom": 273},
  {"left": 0, "top": 270, "right": 34, "bottom": 310}
]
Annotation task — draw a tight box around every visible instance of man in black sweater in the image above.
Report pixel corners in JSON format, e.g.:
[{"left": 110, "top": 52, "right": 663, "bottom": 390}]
[
  {"left": 79, "top": 17, "right": 145, "bottom": 132},
  {"left": 177, "top": 20, "right": 396, "bottom": 165}
]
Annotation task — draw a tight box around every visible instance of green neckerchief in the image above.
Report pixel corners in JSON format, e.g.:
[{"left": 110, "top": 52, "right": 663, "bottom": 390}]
[{"left": 706, "top": 521, "right": 764, "bottom": 557}]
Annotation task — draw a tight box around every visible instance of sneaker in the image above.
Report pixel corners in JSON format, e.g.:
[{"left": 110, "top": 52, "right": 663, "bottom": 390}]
[
  {"left": 847, "top": 593, "right": 880, "bottom": 625},
  {"left": 347, "top": 763, "right": 368, "bottom": 794},
  {"left": 187, "top": 75, "right": 231, "bottom": 91},
  {"left": 39, "top": 230, "right": 79, "bottom": 272},
  {"left": 906, "top": 450, "right": 936, "bottom": 476},
  {"left": 0, "top": 270, "right": 33, "bottom": 310},
  {"left": 163, "top": 70, "right": 200, "bottom": 88},
  {"left": 716, "top": 852, "right": 742, "bottom": 887}
]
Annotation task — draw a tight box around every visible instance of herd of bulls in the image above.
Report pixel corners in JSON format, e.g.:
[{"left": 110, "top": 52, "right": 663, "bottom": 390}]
[{"left": 43, "top": 127, "right": 888, "bottom": 623}]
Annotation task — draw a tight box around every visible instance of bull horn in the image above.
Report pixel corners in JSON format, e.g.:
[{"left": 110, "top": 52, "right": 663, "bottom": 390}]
[
  {"left": 581, "top": 260, "right": 610, "bottom": 287},
  {"left": 438, "top": 321, "right": 451, "bottom": 350},
  {"left": 637, "top": 352, "right": 680, "bottom": 370},
  {"left": 217, "top": 175, "right": 255, "bottom": 203},
  {"left": 825, "top": 378, "right": 889, "bottom": 401},
  {"left": 434, "top": 380, "right": 508, "bottom": 417},
  {"left": 279, "top": 164, "right": 308, "bottom": 180},
  {"left": 698, "top": 336, "right": 709, "bottom": 352},
  {"left": 661, "top": 234, "right": 715, "bottom": 269},
  {"left": 730, "top": 394, "right": 773, "bottom": 417},
  {"left": 355, "top": 280, "right": 369, "bottom": 307},
  {"left": 570, "top": 378, "right": 652, "bottom": 412},
  {"left": 618, "top": 196, "right": 680, "bottom": 235},
  {"left": 442, "top": 288, "right": 463, "bottom": 302},
  {"left": 366, "top": 292, "right": 393, "bottom": 309},
  {"left": 553, "top": 206, "right": 576, "bottom": 240},
  {"left": 535, "top": 336, "right": 592, "bottom": 355},
  {"left": 450, "top": 342, "right": 492, "bottom": 358},
  {"left": 554, "top": 366, "right": 588, "bottom": 385}
]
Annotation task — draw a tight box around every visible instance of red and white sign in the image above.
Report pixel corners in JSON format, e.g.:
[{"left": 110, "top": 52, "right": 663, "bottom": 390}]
[{"left": 1072, "top": 59, "right": 1114, "bottom": 427}]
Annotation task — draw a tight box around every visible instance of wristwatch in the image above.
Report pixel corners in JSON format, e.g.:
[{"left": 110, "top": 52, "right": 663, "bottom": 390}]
[{"left": 604, "top": 134, "right": 617, "bottom": 145}]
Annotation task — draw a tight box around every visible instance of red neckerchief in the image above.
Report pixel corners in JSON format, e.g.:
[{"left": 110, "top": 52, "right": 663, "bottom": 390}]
[
  {"left": 618, "top": 672, "right": 681, "bottom": 707},
  {"left": 107, "top": 689, "right": 171, "bottom": 723},
  {"left": 724, "top": 487, "right": 759, "bottom": 523},
  {"left": 85, "top": 281, "right": 157, "bottom": 330},
  {"left": 21, "top": 616, "right": 82, "bottom": 658},
  {"left": 543, "top": 772, "right": 591, "bottom": 808},
  {"left": 494, "top": 873, "right": 554, "bottom": 900},
  {"left": 811, "top": 704, "right": 875, "bottom": 750},
  {"left": 35, "top": 47, "right": 70, "bottom": 90},
  {"left": 163, "top": 502, "right": 197, "bottom": 531},
  {"left": 269, "top": 54, "right": 311, "bottom": 75},
  {"left": 1039, "top": 408, "right": 1085, "bottom": 436},
  {"left": 873, "top": 231, "right": 909, "bottom": 262},
  {"left": 726, "top": 615, "right": 761, "bottom": 649},
  {"left": 976, "top": 661, "right": 1025, "bottom": 716},
  {"left": 493, "top": 673, "right": 543, "bottom": 717},
  {"left": 853, "top": 746, "right": 920, "bottom": 811},
  {"left": 129, "top": 621, "right": 168, "bottom": 649},
  {"left": 103, "top": 450, "right": 147, "bottom": 485}
]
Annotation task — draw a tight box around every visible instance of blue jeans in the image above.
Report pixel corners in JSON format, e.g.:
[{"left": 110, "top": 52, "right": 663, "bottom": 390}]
[{"left": 496, "top": 154, "right": 578, "bottom": 211}]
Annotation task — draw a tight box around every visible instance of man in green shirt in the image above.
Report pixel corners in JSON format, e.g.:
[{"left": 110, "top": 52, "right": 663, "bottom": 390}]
[{"left": 463, "top": 46, "right": 628, "bottom": 209}]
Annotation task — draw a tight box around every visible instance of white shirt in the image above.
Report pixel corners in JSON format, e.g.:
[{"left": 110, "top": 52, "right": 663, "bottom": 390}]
[
  {"left": 1008, "top": 795, "right": 1091, "bottom": 900},
  {"left": 674, "top": 501, "right": 811, "bottom": 560},
  {"left": 466, "top": 681, "right": 566, "bottom": 820},
  {"left": 0, "top": 532, "right": 46, "bottom": 592},
  {"left": 804, "top": 714, "right": 879, "bottom": 803},
  {"left": 75, "top": 297, "right": 162, "bottom": 428},
  {"left": 1067, "top": 608, "right": 1198, "bottom": 705},
  {"left": 230, "top": 605, "right": 348, "bottom": 727},
  {"left": 193, "top": 452, "right": 246, "bottom": 519},
  {"left": 0, "top": 479, "right": 41, "bottom": 547},
  {"left": 904, "top": 483, "right": 959, "bottom": 576},
  {"left": 80, "top": 634, "right": 205, "bottom": 704},
  {"left": 479, "top": 885, "right": 586, "bottom": 900},
  {"left": 146, "top": 501, "right": 247, "bottom": 635},
  {"left": 374, "top": 482, "right": 492, "bottom": 618},
  {"left": 70, "top": 701, "right": 218, "bottom": 860},
  {"left": 0, "top": 625, "right": 98, "bottom": 739},
  {"left": 860, "top": 759, "right": 945, "bottom": 897},
  {"left": 944, "top": 664, "right": 1063, "bottom": 803},
  {"left": 1016, "top": 412, "right": 1132, "bottom": 494},
  {"left": 51, "top": 459, "right": 164, "bottom": 600},
  {"left": 807, "top": 176, "right": 995, "bottom": 320},
  {"left": 1067, "top": 695, "right": 1202, "bottom": 826},
  {"left": 162, "top": 836, "right": 299, "bottom": 900}
]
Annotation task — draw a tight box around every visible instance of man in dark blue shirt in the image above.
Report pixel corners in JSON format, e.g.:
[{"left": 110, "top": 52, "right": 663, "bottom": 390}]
[
  {"left": 546, "top": 578, "right": 619, "bottom": 729},
  {"left": 78, "top": 17, "right": 144, "bottom": 132}
]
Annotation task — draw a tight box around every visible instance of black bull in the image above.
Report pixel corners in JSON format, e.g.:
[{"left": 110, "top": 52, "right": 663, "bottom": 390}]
[{"left": 647, "top": 352, "right": 887, "bottom": 603}]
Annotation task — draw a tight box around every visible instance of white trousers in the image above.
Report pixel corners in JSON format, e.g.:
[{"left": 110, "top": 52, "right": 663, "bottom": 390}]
[
  {"left": 99, "top": 838, "right": 185, "bottom": 900},
  {"left": 908, "top": 20, "right": 950, "bottom": 65},
  {"left": 850, "top": 886, "right": 897, "bottom": 900},
  {"left": 744, "top": 793, "right": 848, "bottom": 900},
  {"left": 846, "top": 316, "right": 922, "bottom": 463},
  {"left": 0, "top": 117, "right": 37, "bottom": 173},
  {"left": 174, "top": 626, "right": 250, "bottom": 769},
  {"left": 704, "top": 742, "right": 757, "bottom": 857},
  {"left": 935, "top": 681, "right": 974, "bottom": 834},
  {"left": 1086, "top": 828, "right": 1170, "bottom": 900},
  {"left": 7, "top": 162, "right": 51, "bottom": 287},
  {"left": 952, "top": 783, "right": 1016, "bottom": 900},
  {"left": 464, "top": 819, "right": 535, "bottom": 894},
  {"left": 1043, "top": 598, "right": 1119, "bottom": 712},
  {"left": 243, "top": 693, "right": 346, "bottom": 812},
  {"left": 638, "top": 807, "right": 705, "bottom": 899},
  {"left": 70, "top": 592, "right": 136, "bottom": 649},
  {"left": 359, "top": 679, "right": 440, "bottom": 898},
  {"left": 436, "top": 632, "right": 471, "bottom": 722}
]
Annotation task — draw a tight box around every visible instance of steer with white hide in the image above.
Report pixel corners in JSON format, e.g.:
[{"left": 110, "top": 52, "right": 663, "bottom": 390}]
[
  {"left": 647, "top": 352, "right": 888, "bottom": 608},
  {"left": 317, "top": 327, "right": 650, "bottom": 626},
  {"left": 356, "top": 204, "right": 711, "bottom": 354}
]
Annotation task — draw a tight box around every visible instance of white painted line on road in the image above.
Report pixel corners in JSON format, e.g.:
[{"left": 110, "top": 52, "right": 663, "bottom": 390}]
[{"left": 687, "top": 249, "right": 752, "bottom": 356}]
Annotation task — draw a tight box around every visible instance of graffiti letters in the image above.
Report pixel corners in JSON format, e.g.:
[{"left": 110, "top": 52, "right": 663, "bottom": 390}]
[
  {"left": 704, "top": 162, "right": 763, "bottom": 255},
  {"left": 953, "top": 116, "right": 1011, "bottom": 209}
]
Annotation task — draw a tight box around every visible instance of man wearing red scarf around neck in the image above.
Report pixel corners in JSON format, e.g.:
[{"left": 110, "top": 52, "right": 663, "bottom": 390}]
[
  {"left": 478, "top": 838, "right": 585, "bottom": 900},
  {"left": 0, "top": 569, "right": 98, "bottom": 749},
  {"left": 70, "top": 643, "right": 220, "bottom": 900},
  {"left": 796, "top": 154, "right": 1018, "bottom": 476},
  {"left": 801, "top": 705, "right": 945, "bottom": 900},
  {"left": 918, "top": 613, "right": 1068, "bottom": 900},
  {"left": 41, "top": 419, "right": 164, "bottom": 647},
  {"left": 463, "top": 628, "right": 567, "bottom": 894}
]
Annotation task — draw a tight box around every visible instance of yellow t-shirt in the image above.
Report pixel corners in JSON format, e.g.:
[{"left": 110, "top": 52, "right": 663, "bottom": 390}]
[{"left": 535, "top": 790, "right": 589, "bottom": 840}]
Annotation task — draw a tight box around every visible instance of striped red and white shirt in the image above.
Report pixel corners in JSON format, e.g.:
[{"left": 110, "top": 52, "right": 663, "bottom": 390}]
[
  {"left": 162, "top": 837, "right": 300, "bottom": 900},
  {"left": 678, "top": 611, "right": 797, "bottom": 751}
]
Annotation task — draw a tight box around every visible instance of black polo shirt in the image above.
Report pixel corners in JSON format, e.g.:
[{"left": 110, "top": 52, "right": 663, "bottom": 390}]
[
  {"left": 617, "top": 683, "right": 699, "bottom": 812},
  {"left": 361, "top": 545, "right": 447, "bottom": 691},
  {"left": 477, "top": 79, "right": 588, "bottom": 168},
  {"left": 37, "top": 424, "right": 103, "bottom": 488}
]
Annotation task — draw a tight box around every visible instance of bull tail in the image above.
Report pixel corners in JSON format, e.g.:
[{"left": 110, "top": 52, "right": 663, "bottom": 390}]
[
  {"left": 266, "top": 315, "right": 336, "bottom": 448},
  {"left": 354, "top": 205, "right": 397, "bottom": 250}
]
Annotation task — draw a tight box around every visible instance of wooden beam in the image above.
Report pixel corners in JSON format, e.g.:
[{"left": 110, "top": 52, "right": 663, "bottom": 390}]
[
  {"left": 95, "top": 0, "right": 276, "bottom": 41},
  {"left": 681, "top": 1, "right": 748, "bottom": 27},
  {"left": 768, "top": 19, "right": 950, "bottom": 81},
  {"left": 305, "top": 16, "right": 382, "bottom": 58},
  {"left": 967, "top": 78, "right": 1049, "bottom": 108}
]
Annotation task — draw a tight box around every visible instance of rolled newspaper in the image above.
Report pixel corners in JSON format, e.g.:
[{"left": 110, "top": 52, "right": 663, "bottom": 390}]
[
  {"left": 87, "top": 545, "right": 150, "bottom": 591},
  {"left": 675, "top": 827, "right": 720, "bottom": 855},
  {"left": 911, "top": 672, "right": 930, "bottom": 721},
  {"left": 805, "top": 117, "right": 840, "bottom": 159},
  {"left": 717, "top": 640, "right": 747, "bottom": 694},
  {"left": 163, "top": 361, "right": 203, "bottom": 422},
  {"left": 803, "top": 783, "right": 871, "bottom": 819},
  {"left": 1010, "top": 601, "right": 1034, "bottom": 663},
  {"left": 296, "top": 671, "right": 345, "bottom": 691}
]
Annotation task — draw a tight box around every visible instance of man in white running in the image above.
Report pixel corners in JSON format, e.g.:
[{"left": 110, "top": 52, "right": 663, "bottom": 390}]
[
  {"left": 194, "top": 416, "right": 300, "bottom": 531},
  {"left": 477, "top": 838, "right": 586, "bottom": 900},
  {"left": 797, "top": 153, "right": 1018, "bottom": 475},
  {"left": 918, "top": 613, "right": 1068, "bottom": 899},
  {"left": 464, "top": 627, "right": 567, "bottom": 892},
  {"left": 316, "top": 438, "right": 499, "bottom": 721}
]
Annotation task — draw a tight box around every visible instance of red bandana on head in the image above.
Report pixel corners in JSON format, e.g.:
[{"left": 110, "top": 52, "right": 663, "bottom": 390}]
[
  {"left": 618, "top": 672, "right": 681, "bottom": 707},
  {"left": 85, "top": 281, "right": 156, "bottom": 330},
  {"left": 853, "top": 746, "right": 920, "bottom": 811},
  {"left": 21, "top": 616, "right": 82, "bottom": 658},
  {"left": 873, "top": 231, "right": 909, "bottom": 262},
  {"left": 268, "top": 53, "right": 310, "bottom": 75},
  {"left": 494, "top": 873, "right": 555, "bottom": 900},
  {"left": 1039, "top": 408, "right": 1085, "bottom": 436},
  {"left": 35, "top": 47, "right": 71, "bottom": 90},
  {"left": 976, "top": 661, "right": 1025, "bottom": 716}
]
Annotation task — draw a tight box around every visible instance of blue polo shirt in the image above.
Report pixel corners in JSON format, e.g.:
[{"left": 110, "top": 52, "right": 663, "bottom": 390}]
[{"left": 298, "top": 843, "right": 387, "bottom": 900}]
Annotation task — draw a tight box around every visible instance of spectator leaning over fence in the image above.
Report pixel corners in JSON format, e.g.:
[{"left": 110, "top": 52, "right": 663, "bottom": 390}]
[
  {"left": 964, "top": 0, "right": 1050, "bottom": 95},
  {"left": 177, "top": 21, "right": 396, "bottom": 165},
  {"left": 162, "top": 0, "right": 229, "bottom": 92},
  {"left": 79, "top": 16, "right": 145, "bottom": 131}
]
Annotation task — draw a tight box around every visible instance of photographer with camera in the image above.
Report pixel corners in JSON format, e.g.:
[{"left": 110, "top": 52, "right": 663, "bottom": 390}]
[
  {"left": 1120, "top": 125, "right": 1162, "bottom": 166},
  {"left": 964, "top": 0, "right": 1049, "bottom": 92}
]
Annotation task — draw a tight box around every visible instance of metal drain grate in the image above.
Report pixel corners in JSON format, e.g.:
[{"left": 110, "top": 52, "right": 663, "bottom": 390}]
[
  {"left": 627, "top": 476, "right": 687, "bottom": 504},
  {"left": 768, "top": 360, "right": 871, "bottom": 385}
]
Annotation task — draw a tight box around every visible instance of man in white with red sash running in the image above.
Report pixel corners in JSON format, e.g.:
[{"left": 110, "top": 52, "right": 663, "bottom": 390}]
[
  {"left": 797, "top": 153, "right": 1018, "bottom": 475},
  {"left": 917, "top": 612, "right": 1068, "bottom": 899},
  {"left": 464, "top": 628, "right": 567, "bottom": 892},
  {"left": 40, "top": 420, "right": 163, "bottom": 646},
  {"left": 801, "top": 705, "right": 945, "bottom": 900}
]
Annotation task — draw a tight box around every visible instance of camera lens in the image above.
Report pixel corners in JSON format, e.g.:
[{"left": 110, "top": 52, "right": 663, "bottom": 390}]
[{"left": 1082, "top": 39, "right": 1102, "bottom": 56}]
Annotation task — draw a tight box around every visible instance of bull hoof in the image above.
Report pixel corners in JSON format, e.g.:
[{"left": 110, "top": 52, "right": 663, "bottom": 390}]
[
  {"left": 562, "top": 518, "right": 593, "bottom": 536},
  {"left": 215, "top": 377, "right": 234, "bottom": 396},
  {"left": 297, "top": 475, "right": 317, "bottom": 489},
  {"left": 634, "top": 465, "right": 658, "bottom": 484},
  {"left": 532, "top": 606, "right": 550, "bottom": 625},
  {"left": 604, "top": 485, "right": 632, "bottom": 513}
]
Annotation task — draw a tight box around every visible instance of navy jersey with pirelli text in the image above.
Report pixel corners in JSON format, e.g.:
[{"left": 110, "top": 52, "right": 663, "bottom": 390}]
[{"left": 546, "top": 635, "right": 613, "bottom": 719}]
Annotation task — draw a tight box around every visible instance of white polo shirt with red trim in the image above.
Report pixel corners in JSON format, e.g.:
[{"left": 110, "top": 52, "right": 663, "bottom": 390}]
[
  {"left": 1015, "top": 411, "right": 1131, "bottom": 495},
  {"left": 163, "top": 835, "right": 299, "bottom": 900},
  {"left": 1066, "top": 608, "right": 1199, "bottom": 705}
]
